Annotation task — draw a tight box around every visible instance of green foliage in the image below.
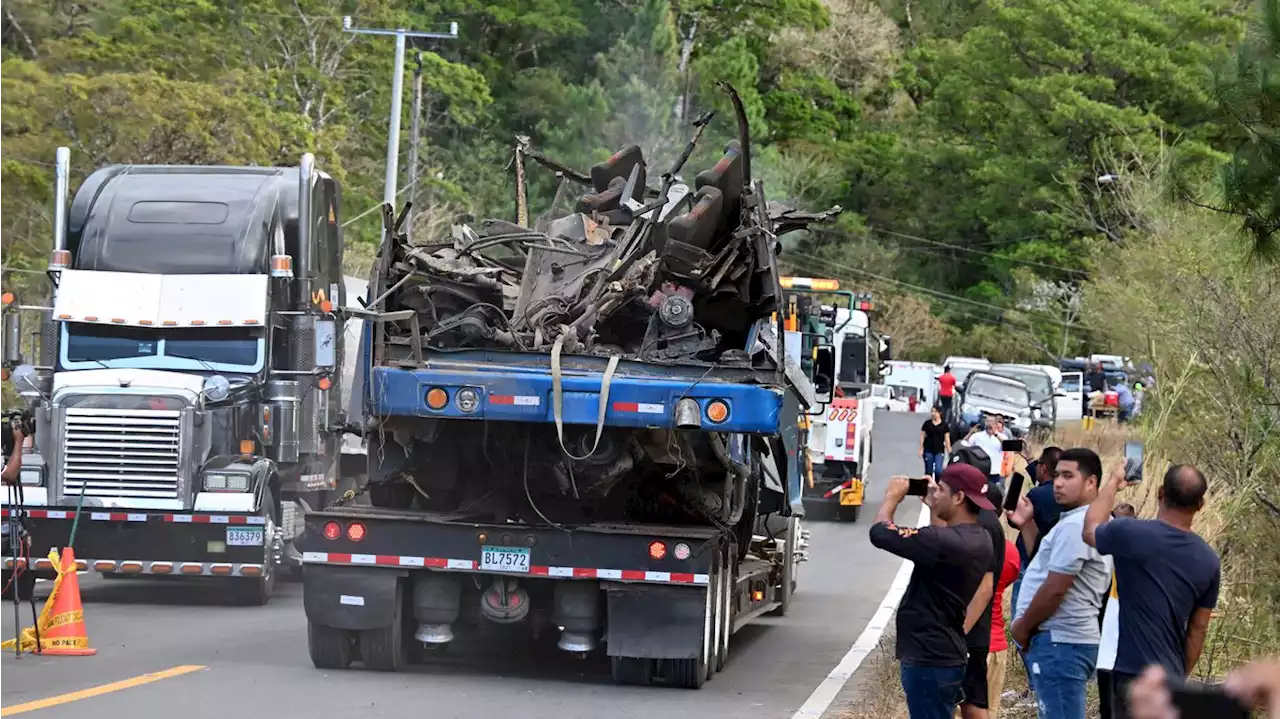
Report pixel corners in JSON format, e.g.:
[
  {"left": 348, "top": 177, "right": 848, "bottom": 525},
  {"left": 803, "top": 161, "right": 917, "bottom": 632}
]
[
  {"left": 1215, "top": 0, "right": 1280, "bottom": 261},
  {"left": 0, "top": 0, "right": 1271, "bottom": 364}
]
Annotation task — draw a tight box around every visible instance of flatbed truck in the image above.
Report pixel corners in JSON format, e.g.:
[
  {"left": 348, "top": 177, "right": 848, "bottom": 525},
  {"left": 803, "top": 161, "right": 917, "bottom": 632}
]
[{"left": 300, "top": 102, "right": 836, "bottom": 687}]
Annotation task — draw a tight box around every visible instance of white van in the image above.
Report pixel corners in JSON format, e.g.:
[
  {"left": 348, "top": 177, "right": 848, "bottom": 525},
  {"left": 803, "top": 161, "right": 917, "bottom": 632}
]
[{"left": 883, "top": 360, "right": 943, "bottom": 411}]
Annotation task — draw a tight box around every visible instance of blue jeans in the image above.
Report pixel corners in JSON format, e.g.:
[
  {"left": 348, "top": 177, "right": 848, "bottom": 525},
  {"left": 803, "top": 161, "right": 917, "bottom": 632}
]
[
  {"left": 1023, "top": 632, "right": 1098, "bottom": 719},
  {"left": 923, "top": 452, "right": 945, "bottom": 480},
  {"left": 900, "top": 662, "right": 965, "bottom": 719}
]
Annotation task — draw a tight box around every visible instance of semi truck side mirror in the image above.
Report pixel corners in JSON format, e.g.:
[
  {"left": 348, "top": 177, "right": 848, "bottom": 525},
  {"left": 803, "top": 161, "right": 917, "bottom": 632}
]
[
  {"left": 811, "top": 345, "right": 836, "bottom": 404},
  {"left": 3, "top": 304, "right": 23, "bottom": 367},
  {"left": 879, "top": 336, "right": 893, "bottom": 361}
]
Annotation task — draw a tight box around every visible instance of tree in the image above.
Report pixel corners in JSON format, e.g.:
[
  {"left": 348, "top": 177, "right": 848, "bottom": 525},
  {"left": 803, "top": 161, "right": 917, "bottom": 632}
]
[{"left": 1215, "top": 0, "right": 1280, "bottom": 261}]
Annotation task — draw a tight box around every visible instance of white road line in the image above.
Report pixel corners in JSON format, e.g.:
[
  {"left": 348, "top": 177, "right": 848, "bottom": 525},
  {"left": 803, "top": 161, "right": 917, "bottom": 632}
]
[{"left": 791, "top": 502, "right": 931, "bottom": 719}]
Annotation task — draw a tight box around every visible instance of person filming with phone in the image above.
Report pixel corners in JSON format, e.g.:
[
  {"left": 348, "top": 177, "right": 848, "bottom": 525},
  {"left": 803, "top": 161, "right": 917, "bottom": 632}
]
[
  {"left": 869, "top": 464, "right": 995, "bottom": 719},
  {"left": 1083, "top": 452, "right": 1220, "bottom": 719}
]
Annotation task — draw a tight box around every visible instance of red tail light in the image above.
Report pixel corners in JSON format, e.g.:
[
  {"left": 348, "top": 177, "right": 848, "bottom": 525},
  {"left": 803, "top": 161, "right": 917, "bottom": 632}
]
[
  {"left": 648, "top": 541, "right": 667, "bottom": 560},
  {"left": 322, "top": 521, "right": 341, "bottom": 540},
  {"left": 346, "top": 522, "right": 367, "bottom": 542}
]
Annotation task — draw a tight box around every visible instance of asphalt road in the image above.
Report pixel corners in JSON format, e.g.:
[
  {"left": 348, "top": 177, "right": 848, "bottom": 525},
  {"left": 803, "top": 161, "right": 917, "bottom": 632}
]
[{"left": 1, "top": 411, "right": 925, "bottom": 719}]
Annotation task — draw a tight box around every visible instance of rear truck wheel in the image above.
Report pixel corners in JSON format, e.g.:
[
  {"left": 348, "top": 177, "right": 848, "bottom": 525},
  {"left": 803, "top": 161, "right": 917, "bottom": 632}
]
[
  {"left": 308, "top": 621, "right": 355, "bottom": 670},
  {"left": 358, "top": 579, "right": 406, "bottom": 671},
  {"left": 611, "top": 657, "right": 654, "bottom": 686},
  {"left": 670, "top": 555, "right": 715, "bottom": 689},
  {"left": 716, "top": 543, "right": 733, "bottom": 673},
  {"left": 232, "top": 486, "right": 278, "bottom": 606}
]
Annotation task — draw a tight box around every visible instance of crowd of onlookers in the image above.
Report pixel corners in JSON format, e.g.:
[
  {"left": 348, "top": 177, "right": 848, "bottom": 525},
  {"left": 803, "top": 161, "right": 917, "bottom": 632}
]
[{"left": 876, "top": 424, "right": 1280, "bottom": 719}]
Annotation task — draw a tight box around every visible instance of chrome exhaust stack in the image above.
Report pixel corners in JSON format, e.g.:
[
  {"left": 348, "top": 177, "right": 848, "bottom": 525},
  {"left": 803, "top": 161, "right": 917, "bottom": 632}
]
[{"left": 50, "top": 147, "right": 71, "bottom": 270}]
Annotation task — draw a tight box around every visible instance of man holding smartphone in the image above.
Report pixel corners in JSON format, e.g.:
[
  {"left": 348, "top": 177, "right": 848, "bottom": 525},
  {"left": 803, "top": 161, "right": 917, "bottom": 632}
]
[
  {"left": 1083, "top": 463, "right": 1220, "bottom": 719},
  {"left": 1010, "top": 448, "right": 1112, "bottom": 719},
  {"left": 870, "top": 464, "right": 995, "bottom": 719}
]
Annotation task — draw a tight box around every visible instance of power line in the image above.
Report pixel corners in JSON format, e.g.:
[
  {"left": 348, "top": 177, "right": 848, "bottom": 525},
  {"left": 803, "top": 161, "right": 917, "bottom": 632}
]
[
  {"left": 2, "top": 156, "right": 57, "bottom": 168},
  {"left": 863, "top": 226, "right": 1088, "bottom": 277},
  {"left": 341, "top": 174, "right": 424, "bottom": 228},
  {"left": 784, "top": 249, "right": 1096, "bottom": 332}
]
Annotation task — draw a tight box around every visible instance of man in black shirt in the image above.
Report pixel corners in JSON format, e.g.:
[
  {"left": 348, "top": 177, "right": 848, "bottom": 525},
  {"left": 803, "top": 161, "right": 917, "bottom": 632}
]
[{"left": 870, "top": 463, "right": 996, "bottom": 719}]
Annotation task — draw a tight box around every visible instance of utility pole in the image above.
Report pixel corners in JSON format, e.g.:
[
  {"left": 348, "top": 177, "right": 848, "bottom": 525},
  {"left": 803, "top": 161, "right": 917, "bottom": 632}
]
[
  {"left": 406, "top": 52, "right": 425, "bottom": 238},
  {"left": 342, "top": 17, "right": 458, "bottom": 220}
]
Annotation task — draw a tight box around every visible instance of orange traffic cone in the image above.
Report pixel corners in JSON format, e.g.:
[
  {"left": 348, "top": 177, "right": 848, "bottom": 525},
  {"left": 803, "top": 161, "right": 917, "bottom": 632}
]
[{"left": 10, "top": 547, "right": 98, "bottom": 656}]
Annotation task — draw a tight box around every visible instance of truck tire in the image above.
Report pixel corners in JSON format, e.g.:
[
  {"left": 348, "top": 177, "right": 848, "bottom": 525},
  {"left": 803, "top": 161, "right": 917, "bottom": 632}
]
[
  {"left": 358, "top": 580, "right": 405, "bottom": 671},
  {"left": 716, "top": 544, "right": 732, "bottom": 672},
  {"left": 308, "top": 621, "right": 355, "bottom": 670},
  {"left": 232, "top": 486, "right": 278, "bottom": 606},
  {"left": 611, "top": 657, "right": 654, "bottom": 686},
  {"left": 670, "top": 555, "right": 716, "bottom": 689}
]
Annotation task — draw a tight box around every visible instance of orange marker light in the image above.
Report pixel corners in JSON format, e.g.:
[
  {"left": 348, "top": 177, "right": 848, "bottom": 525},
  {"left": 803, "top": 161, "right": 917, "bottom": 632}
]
[
  {"left": 162, "top": 320, "right": 178, "bottom": 326},
  {"left": 190, "top": 320, "right": 206, "bottom": 326},
  {"left": 705, "top": 400, "right": 729, "bottom": 424},
  {"left": 317, "top": 376, "right": 332, "bottom": 391},
  {"left": 320, "top": 300, "right": 333, "bottom": 313},
  {"left": 217, "top": 319, "right": 234, "bottom": 325},
  {"left": 84, "top": 316, "right": 98, "bottom": 322},
  {"left": 57, "top": 314, "right": 72, "bottom": 320},
  {"left": 244, "top": 319, "right": 260, "bottom": 325},
  {"left": 346, "top": 522, "right": 367, "bottom": 542},
  {"left": 426, "top": 387, "right": 448, "bottom": 410},
  {"left": 139, "top": 319, "right": 154, "bottom": 325},
  {"left": 239, "top": 439, "right": 255, "bottom": 455},
  {"left": 648, "top": 541, "right": 667, "bottom": 560},
  {"left": 1, "top": 292, "right": 13, "bottom": 306}
]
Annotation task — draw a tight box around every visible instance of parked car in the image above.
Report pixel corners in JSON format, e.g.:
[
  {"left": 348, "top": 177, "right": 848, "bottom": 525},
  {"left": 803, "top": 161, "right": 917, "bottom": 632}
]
[
  {"left": 991, "top": 364, "right": 1059, "bottom": 439},
  {"left": 951, "top": 371, "right": 1035, "bottom": 439}
]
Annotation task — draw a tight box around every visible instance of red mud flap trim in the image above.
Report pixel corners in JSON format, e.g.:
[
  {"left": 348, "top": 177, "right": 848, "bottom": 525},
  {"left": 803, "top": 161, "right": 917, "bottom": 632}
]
[
  {"left": 301, "top": 551, "right": 710, "bottom": 586},
  {"left": 1, "top": 510, "right": 265, "bottom": 525}
]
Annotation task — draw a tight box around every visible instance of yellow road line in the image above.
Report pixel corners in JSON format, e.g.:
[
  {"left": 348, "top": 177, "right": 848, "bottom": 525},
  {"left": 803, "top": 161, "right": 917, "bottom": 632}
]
[{"left": 1, "top": 665, "right": 206, "bottom": 716}]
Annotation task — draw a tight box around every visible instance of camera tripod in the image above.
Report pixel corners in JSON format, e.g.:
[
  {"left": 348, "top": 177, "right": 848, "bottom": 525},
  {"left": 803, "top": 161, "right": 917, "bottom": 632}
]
[{"left": 5, "top": 482, "right": 41, "bottom": 657}]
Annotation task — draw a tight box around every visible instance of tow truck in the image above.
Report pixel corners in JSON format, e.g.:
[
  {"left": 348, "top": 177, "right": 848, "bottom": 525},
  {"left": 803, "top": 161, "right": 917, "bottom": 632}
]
[{"left": 778, "top": 277, "right": 883, "bottom": 522}]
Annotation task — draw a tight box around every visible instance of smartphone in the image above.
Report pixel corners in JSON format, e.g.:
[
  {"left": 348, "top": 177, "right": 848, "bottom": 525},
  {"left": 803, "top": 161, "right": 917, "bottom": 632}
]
[
  {"left": 907, "top": 477, "right": 931, "bottom": 497},
  {"left": 1123, "top": 440, "right": 1144, "bottom": 483},
  {"left": 1168, "top": 681, "right": 1250, "bottom": 719},
  {"left": 1003, "top": 472, "right": 1026, "bottom": 512},
  {"left": 1002, "top": 438, "right": 1025, "bottom": 453}
]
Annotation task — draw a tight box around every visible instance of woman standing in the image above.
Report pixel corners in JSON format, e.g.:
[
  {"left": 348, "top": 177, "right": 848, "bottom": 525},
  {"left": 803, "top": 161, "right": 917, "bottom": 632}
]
[{"left": 920, "top": 405, "right": 951, "bottom": 480}]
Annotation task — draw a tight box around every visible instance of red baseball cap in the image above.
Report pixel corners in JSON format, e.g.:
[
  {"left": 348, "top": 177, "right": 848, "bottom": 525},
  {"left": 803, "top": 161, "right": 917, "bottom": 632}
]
[{"left": 939, "top": 463, "right": 996, "bottom": 511}]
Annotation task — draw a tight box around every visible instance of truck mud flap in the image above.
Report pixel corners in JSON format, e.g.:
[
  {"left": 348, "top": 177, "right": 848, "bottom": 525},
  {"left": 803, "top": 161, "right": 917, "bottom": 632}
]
[
  {"left": 605, "top": 582, "right": 705, "bottom": 659},
  {"left": 302, "top": 565, "right": 402, "bottom": 631}
]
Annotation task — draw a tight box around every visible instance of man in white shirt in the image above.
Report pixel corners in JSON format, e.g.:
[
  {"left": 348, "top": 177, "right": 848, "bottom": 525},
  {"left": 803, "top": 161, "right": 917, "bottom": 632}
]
[{"left": 970, "top": 414, "right": 1008, "bottom": 491}]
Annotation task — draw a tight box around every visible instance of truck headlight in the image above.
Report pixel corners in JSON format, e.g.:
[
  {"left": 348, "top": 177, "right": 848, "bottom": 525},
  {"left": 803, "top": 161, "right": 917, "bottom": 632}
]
[
  {"left": 204, "top": 472, "right": 251, "bottom": 492},
  {"left": 1032, "top": 407, "right": 1042, "bottom": 420},
  {"left": 19, "top": 466, "right": 43, "bottom": 486}
]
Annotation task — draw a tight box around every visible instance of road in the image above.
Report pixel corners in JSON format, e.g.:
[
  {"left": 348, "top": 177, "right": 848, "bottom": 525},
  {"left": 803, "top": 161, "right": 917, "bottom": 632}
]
[{"left": 1, "top": 411, "right": 925, "bottom": 719}]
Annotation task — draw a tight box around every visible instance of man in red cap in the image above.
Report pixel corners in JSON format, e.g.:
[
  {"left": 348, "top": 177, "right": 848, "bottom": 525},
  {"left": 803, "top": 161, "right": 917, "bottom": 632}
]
[{"left": 870, "top": 463, "right": 996, "bottom": 719}]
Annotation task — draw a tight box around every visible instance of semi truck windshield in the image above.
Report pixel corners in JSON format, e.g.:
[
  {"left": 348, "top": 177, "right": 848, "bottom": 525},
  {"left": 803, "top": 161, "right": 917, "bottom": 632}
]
[{"left": 64, "top": 324, "right": 262, "bottom": 370}]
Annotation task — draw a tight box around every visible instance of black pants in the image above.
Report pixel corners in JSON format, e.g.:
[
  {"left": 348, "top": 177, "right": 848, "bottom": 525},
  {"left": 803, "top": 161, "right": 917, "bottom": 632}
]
[
  {"left": 939, "top": 395, "right": 953, "bottom": 416},
  {"left": 1098, "top": 669, "right": 1114, "bottom": 719},
  {"left": 1108, "top": 670, "right": 1139, "bottom": 719}
]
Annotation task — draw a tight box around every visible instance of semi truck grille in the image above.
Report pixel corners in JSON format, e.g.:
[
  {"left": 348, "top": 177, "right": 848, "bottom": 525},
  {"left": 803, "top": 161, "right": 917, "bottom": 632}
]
[{"left": 61, "top": 408, "right": 183, "bottom": 499}]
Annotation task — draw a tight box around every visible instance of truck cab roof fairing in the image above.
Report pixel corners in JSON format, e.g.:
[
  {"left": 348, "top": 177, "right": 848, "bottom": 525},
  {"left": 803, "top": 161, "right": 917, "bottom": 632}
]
[{"left": 67, "top": 165, "right": 335, "bottom": 276}]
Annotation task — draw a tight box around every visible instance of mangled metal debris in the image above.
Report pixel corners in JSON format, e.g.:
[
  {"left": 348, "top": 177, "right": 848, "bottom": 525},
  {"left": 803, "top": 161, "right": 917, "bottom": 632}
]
[{"left": 367, "top": 84, "right": 842, "bottom": 365}]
